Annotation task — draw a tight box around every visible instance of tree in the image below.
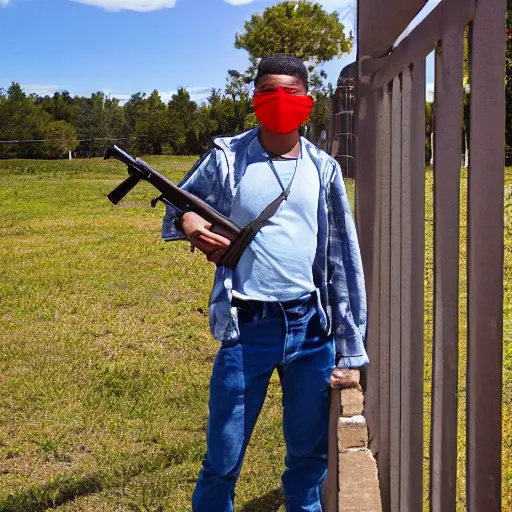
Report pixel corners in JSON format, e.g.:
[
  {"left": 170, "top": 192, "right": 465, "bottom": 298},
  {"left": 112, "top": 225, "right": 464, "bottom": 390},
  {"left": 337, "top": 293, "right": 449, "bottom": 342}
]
[
  {"left": 309, "top": 82, "right": 334, "bottom": 134},
  {"left": 36, "top": 91, "right": 77, "bottom": 126},
  {"left": 75, "top": 92, "right": 112, "bottom": 155},
  {"left": 103, "top": 97, "right": 129, "bottom": 141},
  {"left": 166, "top": 88, "right": 198, "bottom": 154},
  {"left": 41, "top": 120, "right": 77, "bottom": 159},
  {"left": 0, "top": 82, "right": 51, "bottom": 158},
  {"left": 235, "top": 0, "right": 352, "bottom": 87},
  {"left": 243, "top": 113, "right": 259, "bottom": 131},
  {"left": 425, "top": 101, "right": 434, "bottom": 165},
  {"left": 133, "top": 90, "right": 168, "bottom": 154},
  {"left": 225, "top": 70, "right": 253, "bottom": 134}
]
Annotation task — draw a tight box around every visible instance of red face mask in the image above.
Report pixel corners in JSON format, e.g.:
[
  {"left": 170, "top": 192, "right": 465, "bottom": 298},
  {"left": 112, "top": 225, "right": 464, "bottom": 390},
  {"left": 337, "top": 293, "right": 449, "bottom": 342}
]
[{"left": 253, "top": 86, "right": 314, "bottom": 134}]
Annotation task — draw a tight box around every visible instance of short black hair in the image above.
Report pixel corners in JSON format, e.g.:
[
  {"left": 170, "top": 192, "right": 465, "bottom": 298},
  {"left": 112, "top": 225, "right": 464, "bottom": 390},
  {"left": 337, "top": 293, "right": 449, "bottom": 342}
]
[{"left": 254, "top": 54, "right": 308, "bottom": 90}]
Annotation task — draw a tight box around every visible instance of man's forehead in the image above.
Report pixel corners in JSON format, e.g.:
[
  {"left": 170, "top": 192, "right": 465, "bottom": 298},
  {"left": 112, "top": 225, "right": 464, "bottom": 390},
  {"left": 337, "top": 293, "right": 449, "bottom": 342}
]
[{"left": 256, "top": 74, "right": 305, "bottom": 87}]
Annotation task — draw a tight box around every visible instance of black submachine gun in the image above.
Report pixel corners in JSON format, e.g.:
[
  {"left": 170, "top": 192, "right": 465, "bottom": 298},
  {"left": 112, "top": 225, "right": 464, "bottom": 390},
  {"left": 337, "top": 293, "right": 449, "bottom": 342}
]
[{"left": 105, "top": 145, "right": 263, "bottom": 270}]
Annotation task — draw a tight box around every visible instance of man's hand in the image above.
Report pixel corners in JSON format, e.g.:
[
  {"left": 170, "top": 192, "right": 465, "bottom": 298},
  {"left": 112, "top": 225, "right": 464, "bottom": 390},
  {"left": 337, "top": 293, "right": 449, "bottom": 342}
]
[
  {"left": 330, "top": 368, "right": 361, "bottom": 390},
  {"left": 180, "top": 211, "right": 231, "bottom": 263}
]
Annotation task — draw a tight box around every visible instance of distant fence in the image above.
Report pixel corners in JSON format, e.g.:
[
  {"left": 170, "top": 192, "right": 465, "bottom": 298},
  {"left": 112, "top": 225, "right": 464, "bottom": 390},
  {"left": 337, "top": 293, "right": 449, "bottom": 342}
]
[
  {"left": 356, "top": 0, "right": 505, "bottom": 510},
  {"left": 0, "top": 136, "right": 195, "bottom": 159},
  {"left": 0, "top": 137, "right": 133, "bottom": 159}
]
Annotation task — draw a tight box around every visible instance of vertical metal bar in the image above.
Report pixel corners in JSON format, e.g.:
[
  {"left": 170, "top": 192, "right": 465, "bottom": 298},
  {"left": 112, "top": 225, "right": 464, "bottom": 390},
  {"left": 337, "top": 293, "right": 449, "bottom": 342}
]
[
  {"left": 329, "top": 96, "right": 335, "bottom": 155},
  {"left": 399, "top": 61, "right": 425, "bottom": 512},
  {"left": 369, "top": 86, "right": 383, "bottom": 457},
  {"left": 325, "top": 389, "right": 341, "bottom": 512},
  {"left": 430, "top": 21, "right": 464, "bottom": 512},
  {"left": 355, "top": 77, "right": 381, "bottom": 471},
  {"left": 389, "top": 75, "right": 402, "bottom": 512},
  {"left": 356, "top": 80, "right": 380, "bottom": 299},
  {"left": 411, "top": 58, "right": 427, "bottom": 512},
  {"left": 357, "top": 86, "right": 382, "bottom": 440},
  {"left": 399, "top": 67, "right": 412, "bottom": 512},
  {"left": 379, "top": 81, "right": 392, "bottom": 512},
  {"left": 466, "top": 0, "right": 505, "bottom": 509}
]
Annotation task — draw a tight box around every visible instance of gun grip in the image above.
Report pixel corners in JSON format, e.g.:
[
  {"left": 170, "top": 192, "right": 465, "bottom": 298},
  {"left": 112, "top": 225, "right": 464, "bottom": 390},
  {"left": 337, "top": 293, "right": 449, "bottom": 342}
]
[{"left": 107, "top": 174, "right": 141, "bottom": 204}]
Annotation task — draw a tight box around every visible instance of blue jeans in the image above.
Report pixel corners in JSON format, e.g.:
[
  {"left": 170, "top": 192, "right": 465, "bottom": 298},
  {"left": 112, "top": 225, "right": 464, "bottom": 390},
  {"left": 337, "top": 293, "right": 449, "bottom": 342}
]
[{"left": 192, "top": 293, "right": 335, "bottom": 512}]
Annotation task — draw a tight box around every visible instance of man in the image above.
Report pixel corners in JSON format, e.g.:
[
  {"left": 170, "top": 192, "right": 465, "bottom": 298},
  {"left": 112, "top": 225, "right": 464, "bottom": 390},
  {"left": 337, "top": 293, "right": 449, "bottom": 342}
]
[{"left": 162, "top": 54, "right": 368, "bottom": 512}]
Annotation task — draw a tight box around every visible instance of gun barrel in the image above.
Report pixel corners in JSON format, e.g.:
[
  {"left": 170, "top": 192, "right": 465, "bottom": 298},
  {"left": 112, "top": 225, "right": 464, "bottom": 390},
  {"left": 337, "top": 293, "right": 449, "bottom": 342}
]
[{"left": 105, "top": 144, "right": 136, "bottom": 166}]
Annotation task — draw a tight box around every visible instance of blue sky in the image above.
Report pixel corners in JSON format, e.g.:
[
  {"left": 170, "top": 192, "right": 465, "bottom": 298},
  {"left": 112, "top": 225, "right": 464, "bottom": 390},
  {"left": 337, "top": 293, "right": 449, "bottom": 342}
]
[{"left": 0, "top": 0, "right": 437, "bottom": 103}]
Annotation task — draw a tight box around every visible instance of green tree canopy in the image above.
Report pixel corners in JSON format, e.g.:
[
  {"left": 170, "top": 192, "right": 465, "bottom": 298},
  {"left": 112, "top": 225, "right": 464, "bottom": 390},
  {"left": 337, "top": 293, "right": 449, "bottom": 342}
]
[
  {"left": 235, "top": 0, "right": 352, "bottom": 72},
  {"left": 233, "top": 0, "right": 352, "bottom": 138},
  {"left": 134, "top": 89, "right": 168, "bottom": 154},
  {"left": 0, "top": 83, "right": 51, "bottom": 158},
  {"left": 41, "top": 120, "right": 77, "bottom": 159},
  {"left": 167, "top": 87, "right": 199, "bottom": 154}
]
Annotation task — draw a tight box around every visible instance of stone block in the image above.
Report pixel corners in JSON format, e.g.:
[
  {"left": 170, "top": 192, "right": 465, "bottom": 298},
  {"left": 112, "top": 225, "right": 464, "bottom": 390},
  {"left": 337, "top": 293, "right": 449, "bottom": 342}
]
[
  {"left": 339, "top": 448, "right": 382, "bottom": 511},
  {"left": 338, "top": 415, "right": 367, "bottom": 450},
  {"left": 340, "top": 387, "right": 365, "bottom": 416}
]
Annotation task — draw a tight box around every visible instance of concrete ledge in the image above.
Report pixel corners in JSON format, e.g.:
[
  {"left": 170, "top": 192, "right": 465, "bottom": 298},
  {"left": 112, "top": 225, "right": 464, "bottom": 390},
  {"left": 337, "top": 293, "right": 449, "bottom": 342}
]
[{"left": 339, "top": 448, "right": 382, "bottom": 511}]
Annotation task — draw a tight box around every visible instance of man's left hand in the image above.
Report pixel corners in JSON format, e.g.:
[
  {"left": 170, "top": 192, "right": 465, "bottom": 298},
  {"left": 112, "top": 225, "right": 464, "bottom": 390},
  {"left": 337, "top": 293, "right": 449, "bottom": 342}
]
[{"left": 330, "top": 368, "right": 361, "bottom": 390}]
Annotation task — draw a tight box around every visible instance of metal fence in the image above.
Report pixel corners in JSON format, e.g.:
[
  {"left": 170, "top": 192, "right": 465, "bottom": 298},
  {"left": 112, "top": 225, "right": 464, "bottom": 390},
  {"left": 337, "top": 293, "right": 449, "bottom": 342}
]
[
  {"left": 355, "top": 0, "right": 505, "bottom": 510},
  {"left": 330, "top": 65, "right": 357, "bottom": 178},
  {"left": 331, "top": 76, "right": 356, "bottom": 178}
]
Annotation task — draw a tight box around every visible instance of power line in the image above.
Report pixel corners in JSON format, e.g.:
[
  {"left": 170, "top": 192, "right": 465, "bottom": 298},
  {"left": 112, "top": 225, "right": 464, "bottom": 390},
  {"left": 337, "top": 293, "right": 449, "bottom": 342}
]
[{"left": 0, "top": 137, "right": 131, "bottom": 144}]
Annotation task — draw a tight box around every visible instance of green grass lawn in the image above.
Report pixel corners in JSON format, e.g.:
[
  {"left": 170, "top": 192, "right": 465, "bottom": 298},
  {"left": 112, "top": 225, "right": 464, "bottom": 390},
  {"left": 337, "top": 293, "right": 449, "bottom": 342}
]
[
  {"left": 504, "top": 168, "right": 512, "bottom": 510},
  {"left": 0, "top": 157, "right": 509, "bottom": 511},
  {"left": 421, "top": 168, "right": 512, "bottom": 511}
]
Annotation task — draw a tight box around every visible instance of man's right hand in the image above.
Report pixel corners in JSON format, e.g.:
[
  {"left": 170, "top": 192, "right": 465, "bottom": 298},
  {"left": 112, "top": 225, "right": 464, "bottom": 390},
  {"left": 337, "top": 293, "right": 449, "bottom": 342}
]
[{"left": 180, "top": 211, "right": 231, "bottom": 263}]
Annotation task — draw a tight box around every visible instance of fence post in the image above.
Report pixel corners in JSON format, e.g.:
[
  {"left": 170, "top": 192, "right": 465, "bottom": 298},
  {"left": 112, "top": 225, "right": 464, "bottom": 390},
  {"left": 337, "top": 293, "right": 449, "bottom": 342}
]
[
  {"left": 430, "top": 18, "right": 465, "bottom": 510},
  {"left": 399, "top": 61, "right": 425, "bottom": 512},
  {"left": 466, "top": 0, "right": 505, "bottom": 509}
]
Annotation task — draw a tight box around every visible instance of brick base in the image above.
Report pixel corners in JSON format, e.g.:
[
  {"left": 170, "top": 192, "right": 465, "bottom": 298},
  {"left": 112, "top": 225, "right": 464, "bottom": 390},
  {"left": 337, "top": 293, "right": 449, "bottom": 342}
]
[{"left": 337, "top": 389, "right": 382, "bottom": 511}]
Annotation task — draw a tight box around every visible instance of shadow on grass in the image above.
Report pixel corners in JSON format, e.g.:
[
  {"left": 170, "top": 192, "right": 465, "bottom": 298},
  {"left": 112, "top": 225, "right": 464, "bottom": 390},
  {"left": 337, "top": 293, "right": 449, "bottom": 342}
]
[
  {"left": 0, "top": 473, "right": 105, "bottom": 512},
  {"left": 240, "top": 488, "right": 284, "bottom": 512},
  {"left": 0, "top": 440, "right": 205, "bottom": 512}
]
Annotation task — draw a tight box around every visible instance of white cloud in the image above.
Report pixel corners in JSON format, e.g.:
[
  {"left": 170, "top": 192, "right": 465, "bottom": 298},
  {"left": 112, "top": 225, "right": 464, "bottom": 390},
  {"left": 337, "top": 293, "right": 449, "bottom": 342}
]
[
  {"left": 2, "top": 0, "right": 177, "bottom": 10},
  {"left": 224, "top": 0, "right": 259, "bottom": 4},
  {"left": 22, "top": 84, "right": 61, "bottom": 96},
  {"left": 70, "top": 0, "right": 176, "bottom": 12},
  {"left": 108, "top": 93, "right": 132, "bottom": 105}
]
